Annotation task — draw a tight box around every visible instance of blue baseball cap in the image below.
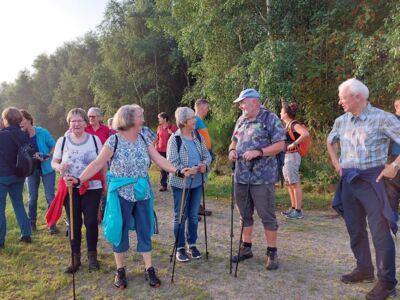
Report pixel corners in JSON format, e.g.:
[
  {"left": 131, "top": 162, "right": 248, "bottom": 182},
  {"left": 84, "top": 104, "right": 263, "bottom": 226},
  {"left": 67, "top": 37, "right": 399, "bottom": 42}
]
[{"left": 233, "top": 88, "right": 260, "bottom": 103}]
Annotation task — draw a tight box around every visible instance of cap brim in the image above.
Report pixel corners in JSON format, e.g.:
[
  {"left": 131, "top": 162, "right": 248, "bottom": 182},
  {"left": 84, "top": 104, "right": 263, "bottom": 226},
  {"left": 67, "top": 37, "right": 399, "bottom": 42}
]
[{"left": 233, "top": 97, "right": 243, "bottom": 103}]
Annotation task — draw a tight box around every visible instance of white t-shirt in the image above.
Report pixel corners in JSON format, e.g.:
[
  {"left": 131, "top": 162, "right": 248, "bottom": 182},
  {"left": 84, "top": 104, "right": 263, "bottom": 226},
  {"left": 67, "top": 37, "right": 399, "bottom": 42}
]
[{"left": 54, "top": 132, "right": 102, "bottom": 190}]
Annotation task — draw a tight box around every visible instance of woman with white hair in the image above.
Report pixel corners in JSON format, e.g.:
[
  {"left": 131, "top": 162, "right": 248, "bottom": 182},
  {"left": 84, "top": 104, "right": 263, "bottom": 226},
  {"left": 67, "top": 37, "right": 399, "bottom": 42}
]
[
  {"left": 167, "top": 107, "right": 211, "bottom": 262},
  {"left": 65, "top": 104, "right": 190, "bottom": 289}
]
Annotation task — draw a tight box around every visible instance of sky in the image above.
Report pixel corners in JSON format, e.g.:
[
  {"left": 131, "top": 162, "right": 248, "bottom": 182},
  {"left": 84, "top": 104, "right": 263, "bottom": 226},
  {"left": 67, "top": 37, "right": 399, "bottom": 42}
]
[{"left": 0, "top": 0, "right": 109, "bottom": 83}]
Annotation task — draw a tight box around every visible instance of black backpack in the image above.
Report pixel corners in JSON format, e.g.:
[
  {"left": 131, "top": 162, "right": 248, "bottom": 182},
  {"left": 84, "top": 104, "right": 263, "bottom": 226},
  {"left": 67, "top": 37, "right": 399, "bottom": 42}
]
[{"left": 8, "top": 132, "right": 37, "bottom": 177}]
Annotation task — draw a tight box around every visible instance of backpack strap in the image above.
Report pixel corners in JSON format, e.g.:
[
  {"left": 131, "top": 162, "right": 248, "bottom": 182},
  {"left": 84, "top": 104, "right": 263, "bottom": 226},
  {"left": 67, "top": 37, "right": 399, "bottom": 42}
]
[
  {"left": 287, "top": 120, "right": 299, "bottom": 142},
  {"left": 110, "top": 135, "right": 118, "bottom": 162},
  {"left": 61, "top": 136, "right": 67, "bottom": 154},
  {"left": 175, "top": 135, "right": 183, "bottom": 154},
  {"left": 92, "top": 135, "right": 99, "bottom": 155}
]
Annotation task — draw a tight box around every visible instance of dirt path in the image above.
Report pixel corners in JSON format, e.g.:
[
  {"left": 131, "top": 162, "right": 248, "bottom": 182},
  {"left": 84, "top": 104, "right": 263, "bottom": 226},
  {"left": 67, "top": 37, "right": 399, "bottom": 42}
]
[{"left": 72, "top": 188, "right": 400, "bottom": 299}]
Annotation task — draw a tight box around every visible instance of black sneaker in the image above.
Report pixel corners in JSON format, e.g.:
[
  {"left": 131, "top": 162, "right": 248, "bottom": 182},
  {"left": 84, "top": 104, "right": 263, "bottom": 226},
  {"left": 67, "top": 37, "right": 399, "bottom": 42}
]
[
  {"left": 188, "top": 246, "right": 201, "bottom": 259},
  {"left": 366, "top": 282, "right": 396, "bottom": 300},
  {"left": 341, "top": 269, "right": 375, "bottom": 284},
  {"left": 144, "top": 266, "right": 161, "bottom": 288},
  {"left": 231, "top": 245, "right": 253, "bottom": 263},
  {"left": 265, "top": 249, "right": 279, "bottom": 270},
  {"left": 114, "top": 267, "right": 127, "bottom": 289},
  {"left": 198, "top": 205, "right": 212, "bottom": 216},
  {"left": 176, "top": 248, "right": 190, "bottom": 262},
  {"left": 19, "top": 236, "right": 32, "bottom": 243}
]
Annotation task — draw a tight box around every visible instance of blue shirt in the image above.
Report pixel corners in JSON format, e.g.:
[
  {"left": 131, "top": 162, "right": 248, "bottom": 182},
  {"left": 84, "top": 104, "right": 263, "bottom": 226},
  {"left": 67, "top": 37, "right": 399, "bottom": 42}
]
[
  {"left": 181, "top": 136, "right": 202, "bottom": 188},
  {"left": 34, "top": 127, "right": 56, "bottom": 175},
  {"left": 327, "top": 103, "right": 400, "bottom": 170},
  {"left": 232, "top": 107, "right": 286, "bottom": 185}
]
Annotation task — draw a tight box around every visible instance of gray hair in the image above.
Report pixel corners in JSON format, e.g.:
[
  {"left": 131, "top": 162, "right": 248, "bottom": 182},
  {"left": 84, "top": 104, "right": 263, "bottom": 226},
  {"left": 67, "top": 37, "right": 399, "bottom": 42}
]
[
  {"left": 88, "top": 107, "right": 102, "bottom": 117},
  {"left": 66, "top": 108, "right": 89, "bottom": 124},
  {"left": 113, "top": 104, "right": 143, "bottom": 131},
  {"left": 338, "top": 78, "right": 369, "bottom": 100},
  {"left": 175, "top": 107, "right": 195, "bottom": 129},
  {"left": 194, "top": 98, "right": 209, "bottom": 110}
]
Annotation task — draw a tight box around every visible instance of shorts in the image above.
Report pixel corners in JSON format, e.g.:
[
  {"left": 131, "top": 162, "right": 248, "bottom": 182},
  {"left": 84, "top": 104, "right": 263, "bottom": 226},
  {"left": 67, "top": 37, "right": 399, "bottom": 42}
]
[
  {"left": 282, "top": 152, "right": 301, "bottom": 184},
  {"left": 234, "top": 183, "right": 278, "bottom": 231}
]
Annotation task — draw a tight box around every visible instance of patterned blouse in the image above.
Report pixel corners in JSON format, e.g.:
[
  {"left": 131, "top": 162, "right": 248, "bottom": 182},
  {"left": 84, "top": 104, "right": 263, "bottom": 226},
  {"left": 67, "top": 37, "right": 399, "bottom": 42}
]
[{"left": 105, "top": 133, "right": 152, "bottom": 202}]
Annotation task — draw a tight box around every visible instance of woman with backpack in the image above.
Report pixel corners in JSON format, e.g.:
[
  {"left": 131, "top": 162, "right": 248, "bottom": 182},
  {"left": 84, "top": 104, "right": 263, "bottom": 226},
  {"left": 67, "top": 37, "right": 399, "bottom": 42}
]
[
  {"left": 0, "top": 107, "right": 32, "bottom": 248},
  {"left": 64, "top": 104, "right": 189, "bottom": 289},
  {"left": 280, "top": 102, "right": 310, "bottom": 220},
  {"left": 50, "top": 108, "right": 106, "bottom": 273},
  {"left": 167, "top": 107, "right": 211, "bottom": 262},
  {"left": 20, "top": 110, "right": 57, "bottom": 234}
]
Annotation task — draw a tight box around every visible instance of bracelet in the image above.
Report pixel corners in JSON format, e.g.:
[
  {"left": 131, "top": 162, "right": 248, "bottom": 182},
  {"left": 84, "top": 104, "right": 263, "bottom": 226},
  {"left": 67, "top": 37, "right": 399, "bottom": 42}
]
[
  {"left": 293, "top": 141, "right": 299, "bottom": 147},
  {"left": 175, "top": 169, "right": 184, "bottom": 178},
  {"left": 72, "top": 177, "right": 81, "bottom": 187}
]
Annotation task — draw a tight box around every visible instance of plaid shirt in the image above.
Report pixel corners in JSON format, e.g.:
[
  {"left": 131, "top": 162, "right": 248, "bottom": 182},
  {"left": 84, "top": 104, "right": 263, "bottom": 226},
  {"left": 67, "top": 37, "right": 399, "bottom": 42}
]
[
  {"left": 167, "top": 130, "right": 211, "bottom": 189},
  {"left": 327, "top": 103, "right": 400, "bottom": 170}
]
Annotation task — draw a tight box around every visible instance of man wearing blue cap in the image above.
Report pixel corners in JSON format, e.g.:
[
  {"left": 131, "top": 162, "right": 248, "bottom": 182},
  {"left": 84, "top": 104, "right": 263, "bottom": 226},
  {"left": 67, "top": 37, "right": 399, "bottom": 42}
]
[{"left": 228, "top": 88, "right": 285, "bottom": 270}]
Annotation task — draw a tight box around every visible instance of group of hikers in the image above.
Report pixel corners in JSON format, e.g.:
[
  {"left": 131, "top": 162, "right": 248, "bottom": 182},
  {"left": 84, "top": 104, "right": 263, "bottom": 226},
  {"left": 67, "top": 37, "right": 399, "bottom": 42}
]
[{"left": 0, "top": 77, "right": 399, "bottom": 300}]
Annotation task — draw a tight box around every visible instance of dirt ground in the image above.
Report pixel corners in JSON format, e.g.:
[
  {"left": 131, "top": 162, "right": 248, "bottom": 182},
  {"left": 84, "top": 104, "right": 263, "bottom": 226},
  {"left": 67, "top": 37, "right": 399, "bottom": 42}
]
[{"left": 72, "top": 187, "right": 400, "bottom": 300}]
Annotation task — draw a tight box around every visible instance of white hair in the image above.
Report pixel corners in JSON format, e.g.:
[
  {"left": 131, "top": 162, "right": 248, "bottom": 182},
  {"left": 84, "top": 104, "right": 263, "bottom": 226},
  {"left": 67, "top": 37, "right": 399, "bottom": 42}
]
[
  {"left": 88, "top": 107, "right": 102, "bottom": 117},
  {"left": 175, "top": 107, "right": 195, "bottom": 129},
  {"left": 338, "top": 78, "right": 369, "bottom": 100}
]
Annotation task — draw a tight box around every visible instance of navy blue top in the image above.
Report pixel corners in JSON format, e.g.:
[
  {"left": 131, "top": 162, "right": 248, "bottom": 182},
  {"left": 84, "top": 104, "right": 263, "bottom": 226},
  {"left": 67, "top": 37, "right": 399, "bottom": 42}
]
[{"left": 0, "top": 126, "right": 29, "bottom": 176}]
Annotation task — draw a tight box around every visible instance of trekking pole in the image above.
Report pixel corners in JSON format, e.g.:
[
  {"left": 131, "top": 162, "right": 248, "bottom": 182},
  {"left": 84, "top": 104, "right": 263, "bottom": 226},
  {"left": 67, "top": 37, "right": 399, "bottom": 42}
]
[
  {"left": 170, "top": 176, "right": 188, "bottom": 283},
  {"left": 234, "top": 159, "right": 257, "bottom": 278},
  {"left": 229, "top": 162, "right": 235, "bottom": 274},
  {"left": 201, "top": 174, "right": 209, "bottom": 259},
  {"left": 68, "top": 185, "right": 76, "bottom": 300}
]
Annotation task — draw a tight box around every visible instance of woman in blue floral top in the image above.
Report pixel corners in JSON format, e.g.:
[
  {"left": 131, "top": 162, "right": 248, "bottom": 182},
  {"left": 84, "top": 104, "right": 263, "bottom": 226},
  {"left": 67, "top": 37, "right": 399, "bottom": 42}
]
[
  {"left": 65, "top": 104, "right": 190, "bottom": 289},
  {"left": 167, "top": 107, "right": 211, "bottom": 263}
]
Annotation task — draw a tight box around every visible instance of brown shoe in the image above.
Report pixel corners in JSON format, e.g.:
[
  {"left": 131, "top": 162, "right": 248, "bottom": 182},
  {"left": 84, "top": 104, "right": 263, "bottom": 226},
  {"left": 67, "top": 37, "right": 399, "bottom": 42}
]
[
  {"left": 64, "top": 253, "right": 82, "bottom": 273},
  {"left": 366, "top": 282, "right": 396, "bottom": 300},
  {"left": 159, "top": 187, "right": 167, "bottom": 192},
  {"left": 88, "top": 251, "right": 100, "bottom": 271},
  {"left": 198, "top": 205, "right": 212, "bottom": 216},
  {"left": 341, "top": 269, "right": 375, "bottom": 284},
  {"left": 231, "top": 245, "right": 253, "bottom": 263}
]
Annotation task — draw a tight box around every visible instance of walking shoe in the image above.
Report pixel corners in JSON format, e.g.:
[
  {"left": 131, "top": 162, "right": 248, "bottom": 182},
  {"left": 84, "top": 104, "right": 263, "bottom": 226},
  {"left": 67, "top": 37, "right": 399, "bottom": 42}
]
[
  {"left": 341, "top": 269, "right": 375, "bottom": 284},
  {"left": 88, "top": 251, "right": 100, "bottom": 271},
  {"left": 285, "top": 210, "right": 304, "bottom": 220},
  {"left": 176, "top": 248, "right": 190, "bottom": 262},
  {"left": 19, "top": 236, "right": 32, "bottom": 243},
  {"left": 64, "top": 253, "right": 82, "bottom": 273},
  {"left": 48, "top": 225, "right": 58, "bottom": 235},
  {"left": 159, "top": 187, "right": 167, "bottom": 192},
  {"left": 198, "top": 205, "right": 212, "bottom": 216},
  {"left": 366, "top": 282, "right": 396, "bottom": 300},
  {"left": 281, "top": 207, "right": 293, "bottom": 216},
  {"left": 114, "top": 267, "right": 127, "bottom": 289},
  {"left": 188, "top": 246, "right": 202, "bottom": 259},
  {"left": 144, "top": 266, "right": 161, "bottom": 288},
  {"left": 0, "top": 243, "right": 4, "bottom": 249},
  {"left": 231, "top": 245, "right": 253, "bottom": 263},
  {"left": 265, "top": 249, "right": 279, "bottom": 270}
]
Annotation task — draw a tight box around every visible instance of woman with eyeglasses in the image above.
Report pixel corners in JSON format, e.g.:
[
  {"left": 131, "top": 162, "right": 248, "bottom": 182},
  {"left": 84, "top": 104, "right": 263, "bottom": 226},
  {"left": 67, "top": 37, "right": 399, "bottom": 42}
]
[{"left": 50, "top": 108, "right": 106, "bottom": 273}]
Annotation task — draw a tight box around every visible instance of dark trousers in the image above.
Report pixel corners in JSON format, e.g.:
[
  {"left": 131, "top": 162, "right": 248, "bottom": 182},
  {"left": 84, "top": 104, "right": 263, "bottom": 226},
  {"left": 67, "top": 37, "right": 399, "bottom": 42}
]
[
  {"left": 384, "top": 173, "right": 400, "bottom": 213},
  {"left": 159, "top": 152, "right": 168, "bottom": 188},
  {"left": 341, "top": 178, "right": 397, "bottom": 289},
  {"left": 64, "top": 188, "right": 102, "bottom": 254}
]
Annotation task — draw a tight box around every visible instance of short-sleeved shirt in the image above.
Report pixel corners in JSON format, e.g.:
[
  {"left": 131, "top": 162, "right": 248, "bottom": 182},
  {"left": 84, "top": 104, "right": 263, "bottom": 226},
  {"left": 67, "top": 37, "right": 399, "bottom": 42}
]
[
  {"left": 195, "top": 116, "right": 212, "bottom": 150},
  {"left": 105, "top": 133, "right": 152, "bottom": 202},
  {"left": 232, "top": 107, "right": 285, "bottom": 185},
  {"left": 327, "top": 103, "right": 400, "bottom": 170},
  {"left": 53, "top": 133, "right": 102, "bottom": 189},
  {"left": 155, "top": 123, "right": 177, "bottom": 153}
]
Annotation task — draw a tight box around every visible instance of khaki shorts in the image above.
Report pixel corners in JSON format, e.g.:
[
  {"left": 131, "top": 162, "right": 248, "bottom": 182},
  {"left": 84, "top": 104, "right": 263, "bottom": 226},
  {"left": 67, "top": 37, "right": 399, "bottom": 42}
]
[
  {"left": 282, "top": 152, "right": 301, "bottom": 184},
  {"left": 234, "top": 183, "right": 278, "bottom": 231}
]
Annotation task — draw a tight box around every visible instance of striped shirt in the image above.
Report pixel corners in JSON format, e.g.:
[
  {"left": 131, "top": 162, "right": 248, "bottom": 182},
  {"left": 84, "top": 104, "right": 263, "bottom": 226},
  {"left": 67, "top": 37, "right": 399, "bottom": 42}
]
[{"left": 327, "top": 103, "right": 400, "bottom": 170}]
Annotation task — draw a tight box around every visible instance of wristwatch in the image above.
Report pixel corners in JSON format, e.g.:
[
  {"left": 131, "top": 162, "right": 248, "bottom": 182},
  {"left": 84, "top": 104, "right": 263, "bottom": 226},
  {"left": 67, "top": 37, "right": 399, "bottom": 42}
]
[{"left": 392, "top": 161, "right": 400, "bottom": 171}]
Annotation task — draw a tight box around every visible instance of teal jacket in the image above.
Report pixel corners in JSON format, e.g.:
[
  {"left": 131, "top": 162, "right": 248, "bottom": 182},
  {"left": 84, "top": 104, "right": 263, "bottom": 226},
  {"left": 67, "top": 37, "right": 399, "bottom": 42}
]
[
  {"left": 35, "top": 127, "right": 56, "bottom": 175},
  {"left": 103, "top": 172, "right": 155, "bottom": 247}
]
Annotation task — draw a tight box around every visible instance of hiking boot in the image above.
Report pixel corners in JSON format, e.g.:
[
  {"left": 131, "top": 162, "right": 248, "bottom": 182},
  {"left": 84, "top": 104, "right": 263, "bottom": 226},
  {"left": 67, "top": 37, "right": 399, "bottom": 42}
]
[
  {"left": 159, "top": 186, "right": 167, "bottom": 192},
  {"left": 366, "top": 282, "right": 396, "bottom": 300},
  {"left": 30, "top": 221, "right": 37, "bottom": 231},
  {"left": 231, "top": 245, "right": 253, "bottom": 263},
  {"left": 114, "top": 267, "right": 127, "bottom": 289},
  {"left": 265, "top": 249, "right": 279, "bottom": 270},
  {"left": 199, "top": 205, "right": 212, "bottom": 216},
  {"left": 286, "top": 210, "right": 304, "bottom": 220},
  {"left": 188, "top": 246, "right": 202, "bottom": 259},
  {"left": 48, "top": 225, "right": 58, "bottom": 235},
  {"left": 281, "top": 207, "right": 293, "bottom": 216},
  {"left": 144, "top": 266, "right": 161, "bottom": 288},
  {"left": 88, "top": 251, "right": 100, "bottom": 271},
  {"left": 341, "top": 269, "right": 375, "bottom": 284},
  {"left": 64, "top": 253, "right": 81, "bottom": 273},
  {"left": 176, "top": 248, "right": 190, "bottom": 262},
  {"left": 0, "top": 243, "right": 4, "bottom": 249},
  {"left": 19, "top": 236, "right": 32, "bottom": 243}
]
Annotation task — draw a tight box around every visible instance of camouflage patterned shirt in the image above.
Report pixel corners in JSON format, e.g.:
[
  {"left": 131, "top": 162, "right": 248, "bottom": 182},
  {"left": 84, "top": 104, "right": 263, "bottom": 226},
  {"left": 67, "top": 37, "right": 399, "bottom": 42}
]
[{"left": 232, "top": 107, "right": 285, "bottom": 185}]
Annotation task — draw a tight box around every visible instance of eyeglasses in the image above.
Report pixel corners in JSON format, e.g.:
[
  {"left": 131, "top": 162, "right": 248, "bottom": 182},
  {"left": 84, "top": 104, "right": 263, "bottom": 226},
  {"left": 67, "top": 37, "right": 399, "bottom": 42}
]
[
  {"left": 70, "top": 120, "right": 85, "bottom": 124},
  {"left": 88, "top": 115, "right": 98, "bottom": 119}
]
